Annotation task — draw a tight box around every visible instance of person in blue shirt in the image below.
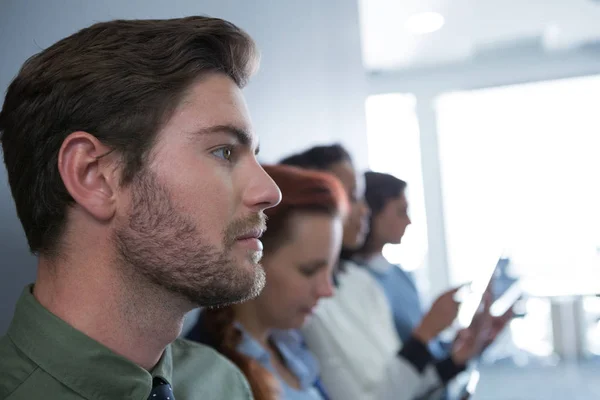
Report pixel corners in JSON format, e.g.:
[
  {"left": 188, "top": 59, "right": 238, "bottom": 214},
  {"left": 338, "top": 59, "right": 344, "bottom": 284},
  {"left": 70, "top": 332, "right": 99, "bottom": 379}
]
[
  {"left": 280, "top": 146, "right": 512, "bottom": 400},
  {"left": 352, "top": 171, "right": 453, "bottom": 358},
  {"left": 187, "top": 164, "right": 347, "bottom": 400},
  {"left": 354, "top": 172, "right": 513, "bottom": 359}
]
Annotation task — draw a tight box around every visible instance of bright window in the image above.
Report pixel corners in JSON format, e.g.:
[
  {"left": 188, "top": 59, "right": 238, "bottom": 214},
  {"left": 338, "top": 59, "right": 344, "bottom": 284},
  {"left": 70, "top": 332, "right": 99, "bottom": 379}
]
[
  {"left": 436, "top": 75, "right": 600, "bottom": 293},
  {"left": 365, "top": 93, "right": 427, "bottom": 272}
]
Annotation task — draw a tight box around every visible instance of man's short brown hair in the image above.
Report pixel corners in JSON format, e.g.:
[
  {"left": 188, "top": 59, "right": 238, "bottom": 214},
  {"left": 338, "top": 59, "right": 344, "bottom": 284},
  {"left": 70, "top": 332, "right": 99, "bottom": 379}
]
[{"left": 0, "top": 16, "right": 259, "bottom": 256}]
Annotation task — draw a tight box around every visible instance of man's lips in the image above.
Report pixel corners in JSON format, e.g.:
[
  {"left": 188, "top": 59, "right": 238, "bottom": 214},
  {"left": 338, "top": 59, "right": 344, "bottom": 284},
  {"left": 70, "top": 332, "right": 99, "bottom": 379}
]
[
  {"left": 235, "top": 228, "right": 265, "bottom": 252},
  {"left": 236, "top": 228, "right": 264, "bottom": 241}
]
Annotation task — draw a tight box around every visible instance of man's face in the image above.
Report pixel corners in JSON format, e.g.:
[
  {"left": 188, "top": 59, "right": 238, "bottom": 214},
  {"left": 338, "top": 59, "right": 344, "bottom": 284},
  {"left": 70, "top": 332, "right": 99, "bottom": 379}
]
[{"left": 113, "top": 73, "right": 281, "bottom": 307}]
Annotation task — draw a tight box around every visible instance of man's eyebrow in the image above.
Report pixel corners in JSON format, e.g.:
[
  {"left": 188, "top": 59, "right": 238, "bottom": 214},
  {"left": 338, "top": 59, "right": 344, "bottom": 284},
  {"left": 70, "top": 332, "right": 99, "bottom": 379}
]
[{"left": 194, "top": 124, "right": 259, "bottom": 154}]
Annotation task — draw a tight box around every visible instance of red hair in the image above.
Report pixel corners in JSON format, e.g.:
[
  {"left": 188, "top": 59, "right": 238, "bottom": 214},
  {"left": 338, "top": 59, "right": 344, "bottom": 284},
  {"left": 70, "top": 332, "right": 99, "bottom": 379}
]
[
  {"left": 201, "top": 164, "right": 347, "bottom": 400},
  {"left": 261, "top": 164, "right": 348, "bottom": 250}
]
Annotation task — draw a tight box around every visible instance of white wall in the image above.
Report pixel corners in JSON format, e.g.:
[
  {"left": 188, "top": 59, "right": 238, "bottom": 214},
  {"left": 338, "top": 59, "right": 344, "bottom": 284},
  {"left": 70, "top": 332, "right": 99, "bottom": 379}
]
[{"left": 0, "top": 0, "right": 368, "bottom": 334}]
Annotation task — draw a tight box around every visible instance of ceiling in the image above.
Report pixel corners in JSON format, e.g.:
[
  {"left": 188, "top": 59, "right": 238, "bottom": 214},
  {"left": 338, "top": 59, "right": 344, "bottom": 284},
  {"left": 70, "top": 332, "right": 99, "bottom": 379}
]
[{"left": 358, "top": 0, "right": 600, "bottom": 71}]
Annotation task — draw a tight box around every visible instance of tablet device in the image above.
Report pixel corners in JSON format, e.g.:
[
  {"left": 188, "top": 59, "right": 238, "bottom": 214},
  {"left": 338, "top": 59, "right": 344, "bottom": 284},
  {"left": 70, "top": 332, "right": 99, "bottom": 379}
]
[
  {"left": 458, "top": 369, "right": 481, "bottom": 400},
  {"left": 490, "top": 280, "right": 522, "bottom": 317},
  {"left": 456, "top": 253, "right": 504, "bottom": 328}
]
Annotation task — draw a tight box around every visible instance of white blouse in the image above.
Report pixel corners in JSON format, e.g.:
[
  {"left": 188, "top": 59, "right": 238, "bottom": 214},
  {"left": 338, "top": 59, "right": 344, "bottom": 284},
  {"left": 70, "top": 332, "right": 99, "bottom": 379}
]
[{"left": 302, "top": 260, "right": 443, "bottom": 400}]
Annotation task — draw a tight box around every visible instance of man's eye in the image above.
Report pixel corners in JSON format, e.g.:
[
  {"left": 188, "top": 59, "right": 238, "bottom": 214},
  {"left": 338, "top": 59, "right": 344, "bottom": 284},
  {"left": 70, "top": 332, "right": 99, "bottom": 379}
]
[{"left": 213, "top": 147, "right": 233, "bottom": 161}]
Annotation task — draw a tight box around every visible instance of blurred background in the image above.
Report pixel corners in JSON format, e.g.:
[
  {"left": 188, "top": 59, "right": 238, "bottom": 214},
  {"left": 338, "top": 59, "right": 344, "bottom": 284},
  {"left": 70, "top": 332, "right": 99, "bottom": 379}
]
[{"left": 1, "top": 1, "right": 600, "bottom": 398}]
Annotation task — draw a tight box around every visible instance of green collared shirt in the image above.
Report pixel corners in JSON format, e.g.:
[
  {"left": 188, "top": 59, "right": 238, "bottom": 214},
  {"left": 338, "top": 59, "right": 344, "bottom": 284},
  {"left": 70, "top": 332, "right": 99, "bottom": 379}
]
[{"left": 0, "top": 286, "right": 253, "bottom": 400}]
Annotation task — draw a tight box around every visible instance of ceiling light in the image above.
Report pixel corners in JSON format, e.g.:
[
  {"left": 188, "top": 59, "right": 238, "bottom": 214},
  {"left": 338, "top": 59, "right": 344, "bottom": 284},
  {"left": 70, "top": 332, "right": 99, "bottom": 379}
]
[{"left": 405, "top": 12, "right": 445, "bottom": 35}]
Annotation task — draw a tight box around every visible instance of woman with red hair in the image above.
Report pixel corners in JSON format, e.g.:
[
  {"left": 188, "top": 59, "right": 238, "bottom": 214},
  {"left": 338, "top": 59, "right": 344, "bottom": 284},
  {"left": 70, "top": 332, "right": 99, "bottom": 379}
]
[{"left": 187, "top": 164, "right": 348, "bottom": 400}]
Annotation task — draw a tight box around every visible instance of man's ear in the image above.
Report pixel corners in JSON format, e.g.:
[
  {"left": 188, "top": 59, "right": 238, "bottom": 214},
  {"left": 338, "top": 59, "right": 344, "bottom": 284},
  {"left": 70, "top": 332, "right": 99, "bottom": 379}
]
[{"left": 58, "top": 131, "right": 119, "bottom": 221}]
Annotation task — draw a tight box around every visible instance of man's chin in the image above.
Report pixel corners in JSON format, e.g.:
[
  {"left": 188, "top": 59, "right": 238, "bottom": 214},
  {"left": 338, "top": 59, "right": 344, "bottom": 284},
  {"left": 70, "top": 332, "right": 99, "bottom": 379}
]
[
  {"left": 240, "top": 265, "right": 266, "bottom": 301},
  {"left": 238, "top": 250, "right": 266, "bottom": 281},
  {"left": 236, "top": 248, "right": 263, "bottom": 266},
  {"left": 171, "top": 254, "right": 267, "bottom": 308},
  {"left": 205, "top": 264, "right": 266, "bottom": 308}
]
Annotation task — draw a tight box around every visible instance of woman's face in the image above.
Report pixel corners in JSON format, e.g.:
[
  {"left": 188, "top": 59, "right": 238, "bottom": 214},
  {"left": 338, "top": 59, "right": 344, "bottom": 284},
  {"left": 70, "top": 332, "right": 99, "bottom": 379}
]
[
  {"left": 256, "top": 211, "right": 343, "bottom": 329},
  {"left": 327, "top": 160, "right": 370, "bottom": 250},
  {"left": 372, "top": 193, "right": 411, "bottom": 245}
]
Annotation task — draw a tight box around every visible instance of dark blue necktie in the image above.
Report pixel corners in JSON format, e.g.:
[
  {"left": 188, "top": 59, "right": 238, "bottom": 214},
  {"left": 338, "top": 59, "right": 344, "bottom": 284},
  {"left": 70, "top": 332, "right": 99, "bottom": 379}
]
[{"left": 148, "top": 377, "right": 176, "bottom": 400}]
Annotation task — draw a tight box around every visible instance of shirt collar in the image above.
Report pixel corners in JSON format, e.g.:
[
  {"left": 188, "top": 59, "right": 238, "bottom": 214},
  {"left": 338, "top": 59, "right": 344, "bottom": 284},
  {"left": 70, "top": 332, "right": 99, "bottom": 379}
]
[
  {"left": 235, "top": 322, "right": 271, "bottom": 366},
  {"left": 235, "top": 325, "right": 320, "bottom": 391},
  {"left": 7, "top": 285, "right": 173, "bottom": 400},
  {"left": 356, "top": 254, "right": 393, "bottom": 274},
  {"left": 271, "top": 329, "right": 320, "bottom": 390}
]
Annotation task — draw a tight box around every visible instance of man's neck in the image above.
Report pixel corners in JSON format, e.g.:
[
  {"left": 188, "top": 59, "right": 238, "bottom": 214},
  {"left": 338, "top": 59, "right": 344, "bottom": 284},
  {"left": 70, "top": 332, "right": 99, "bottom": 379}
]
[{"left": 35, "top": 256, "right": 189, "bottom": 371}]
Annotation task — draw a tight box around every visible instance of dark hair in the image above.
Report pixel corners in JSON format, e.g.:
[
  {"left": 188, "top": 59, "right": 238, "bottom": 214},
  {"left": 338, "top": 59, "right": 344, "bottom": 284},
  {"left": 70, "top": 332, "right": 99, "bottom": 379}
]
[
  {"left": 279, "top": 143, "right": 351, "bottom": 171},
  {"left": 0, "top": 16, "right": 259, "bottom": 256},
  {"left": 358, "top": 171, "right": 407, "bottom": 254},
  {"left": 281, "top": 144, "right": 356, "bottom": 263},
  {"left": 363, "top": 171, "right": 407, "bottom": 216},
  {"left": 200, "top": 164, "right": 347, "bottom": 400}
]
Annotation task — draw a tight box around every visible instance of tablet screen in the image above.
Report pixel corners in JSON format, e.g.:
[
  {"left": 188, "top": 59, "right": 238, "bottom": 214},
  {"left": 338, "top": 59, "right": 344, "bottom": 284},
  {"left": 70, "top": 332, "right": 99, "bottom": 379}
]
[
  {"left": 490, "top": 281, "right": 522, "bottom": 317},
  {"left": 456, "top": 253, "right": 503, "bottom": 328}
]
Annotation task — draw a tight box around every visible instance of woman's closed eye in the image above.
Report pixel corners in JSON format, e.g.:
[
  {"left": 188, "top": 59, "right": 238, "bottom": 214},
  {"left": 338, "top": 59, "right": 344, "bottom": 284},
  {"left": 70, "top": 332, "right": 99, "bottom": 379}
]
[
  {"left": 299, "top": 261, "right": 327, "bottom": 277},
  {"left": 300, "top": 268, "right": 319, "bottom": 277}
]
